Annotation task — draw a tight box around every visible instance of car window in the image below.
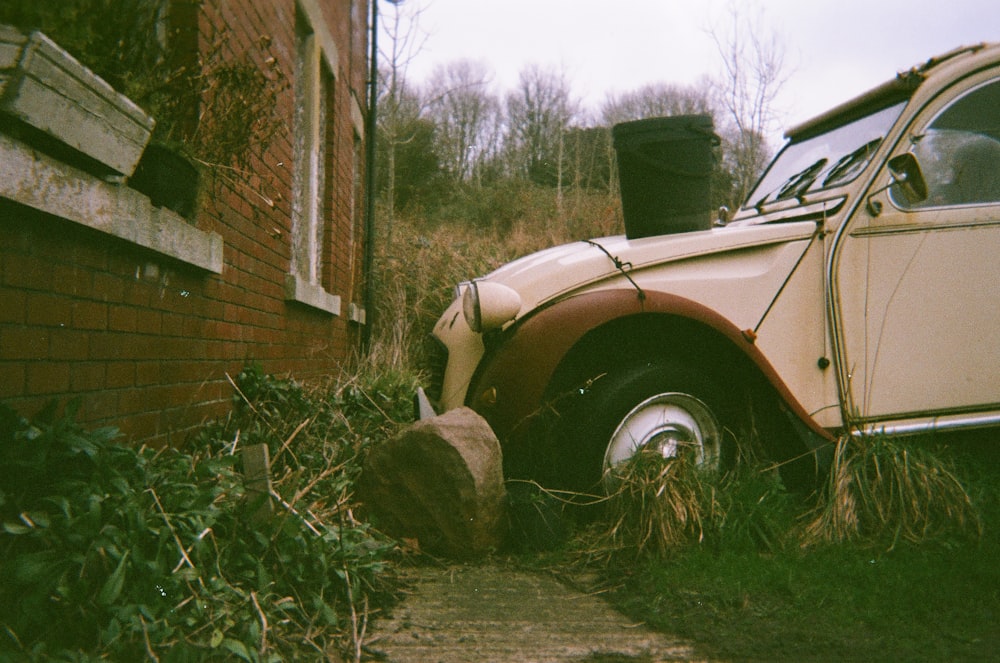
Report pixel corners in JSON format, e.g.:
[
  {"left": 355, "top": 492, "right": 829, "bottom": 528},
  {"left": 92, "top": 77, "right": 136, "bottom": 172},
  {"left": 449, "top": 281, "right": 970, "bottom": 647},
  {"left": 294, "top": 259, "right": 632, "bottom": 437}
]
[{"left": 892, "top": 78, "right": 1000, "bottom": 208}]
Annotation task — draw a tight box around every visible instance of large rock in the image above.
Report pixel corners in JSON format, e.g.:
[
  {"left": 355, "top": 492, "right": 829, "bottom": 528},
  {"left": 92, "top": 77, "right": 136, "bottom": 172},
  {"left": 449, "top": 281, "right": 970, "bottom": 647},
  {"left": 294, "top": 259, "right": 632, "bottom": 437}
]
[{"left": 358, "top": 407, "right": 507, "bottom": 558}]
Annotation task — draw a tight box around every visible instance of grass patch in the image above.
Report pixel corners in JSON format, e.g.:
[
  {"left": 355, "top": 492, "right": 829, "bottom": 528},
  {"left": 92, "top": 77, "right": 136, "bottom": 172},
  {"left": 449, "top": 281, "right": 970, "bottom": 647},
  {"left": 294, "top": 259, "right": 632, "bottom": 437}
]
[
  {"left": 605, "top": 449, "right": 718, "bottom": 547},
  {"left": 597, "top": 433, "right": 1000, "bottom": 662},
  {"left": 613, "top": 536, "right": 1000, "bottom": 662},
  {"left": 575, "top": 450, "right": 722, "bottom": 564},
  {"left": 572, "top": 446, "right": 802, "bottom": 567}
]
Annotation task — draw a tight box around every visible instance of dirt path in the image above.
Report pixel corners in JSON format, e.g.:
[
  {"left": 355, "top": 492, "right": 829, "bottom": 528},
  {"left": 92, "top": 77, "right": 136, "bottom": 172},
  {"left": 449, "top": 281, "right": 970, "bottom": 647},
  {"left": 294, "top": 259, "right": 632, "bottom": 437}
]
[{"left": 365, "top": 561, "right": 706, "bottom": 662}]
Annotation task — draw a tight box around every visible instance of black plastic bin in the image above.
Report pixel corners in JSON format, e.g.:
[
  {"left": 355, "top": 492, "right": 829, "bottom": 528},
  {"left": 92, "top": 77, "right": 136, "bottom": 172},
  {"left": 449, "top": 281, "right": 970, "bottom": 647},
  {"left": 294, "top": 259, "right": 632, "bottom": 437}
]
[{"left": 612, "top": 114, "right": 719, "bottom": 239}]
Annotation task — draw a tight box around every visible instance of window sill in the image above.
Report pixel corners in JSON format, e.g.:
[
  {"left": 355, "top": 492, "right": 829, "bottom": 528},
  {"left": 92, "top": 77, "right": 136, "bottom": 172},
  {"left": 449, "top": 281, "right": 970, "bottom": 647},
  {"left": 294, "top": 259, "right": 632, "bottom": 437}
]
[
  {"left": 0, "top": 132, "right": 223, "bottom": 273},
  {"left": 284, "top": 274, "right": 342, "bottom": 315}
]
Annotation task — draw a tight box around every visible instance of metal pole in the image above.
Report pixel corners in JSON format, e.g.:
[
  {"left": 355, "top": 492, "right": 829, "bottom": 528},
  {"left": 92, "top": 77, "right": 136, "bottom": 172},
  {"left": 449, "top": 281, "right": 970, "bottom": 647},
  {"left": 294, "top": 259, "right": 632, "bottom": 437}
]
[{"left": 361, "top": 0, "right": 379, "bottom": 353}]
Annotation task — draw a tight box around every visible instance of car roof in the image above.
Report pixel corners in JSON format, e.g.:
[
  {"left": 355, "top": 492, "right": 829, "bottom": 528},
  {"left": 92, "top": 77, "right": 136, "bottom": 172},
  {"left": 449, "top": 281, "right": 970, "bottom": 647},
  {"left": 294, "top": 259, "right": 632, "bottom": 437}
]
[{"left": 785, "top": 43, "right": 999, "bottom": 142}]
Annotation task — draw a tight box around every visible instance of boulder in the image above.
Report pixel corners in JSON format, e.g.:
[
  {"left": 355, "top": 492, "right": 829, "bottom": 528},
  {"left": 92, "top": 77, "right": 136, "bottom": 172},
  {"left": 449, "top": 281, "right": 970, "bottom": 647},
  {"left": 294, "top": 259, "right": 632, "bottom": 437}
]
[{"left": 358, "top": 407, "right": 506, "bottom": 558}]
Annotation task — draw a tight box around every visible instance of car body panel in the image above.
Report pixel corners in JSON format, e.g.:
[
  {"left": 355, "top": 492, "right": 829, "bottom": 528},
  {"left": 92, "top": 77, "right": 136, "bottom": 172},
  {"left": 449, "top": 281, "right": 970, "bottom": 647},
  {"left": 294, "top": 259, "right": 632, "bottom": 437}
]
[
  {"left": 831, "top": 63, "right": 1000, "bottom": 429},
  {"left": 482, "top": 221, "right": 832, "bottom": 318},
  {"left": 752, "top": 228, "right": 843, "bottom": 429},
  {"left": 436, "top": 221, "right": 822, "bottom": 411}
]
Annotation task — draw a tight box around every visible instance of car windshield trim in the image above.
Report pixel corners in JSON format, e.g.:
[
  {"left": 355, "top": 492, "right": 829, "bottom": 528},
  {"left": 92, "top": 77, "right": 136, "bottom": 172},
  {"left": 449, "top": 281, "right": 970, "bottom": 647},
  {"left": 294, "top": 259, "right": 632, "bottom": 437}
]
[{"left": 745, "top": 101, "right": 907, "bottom": 213}]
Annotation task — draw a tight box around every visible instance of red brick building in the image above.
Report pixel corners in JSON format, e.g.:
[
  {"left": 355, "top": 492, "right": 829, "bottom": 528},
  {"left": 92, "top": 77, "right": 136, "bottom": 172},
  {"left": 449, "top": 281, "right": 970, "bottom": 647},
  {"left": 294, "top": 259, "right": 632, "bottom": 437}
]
[{"left": 0, "top": 0, "right": 373, "bottom": 446}]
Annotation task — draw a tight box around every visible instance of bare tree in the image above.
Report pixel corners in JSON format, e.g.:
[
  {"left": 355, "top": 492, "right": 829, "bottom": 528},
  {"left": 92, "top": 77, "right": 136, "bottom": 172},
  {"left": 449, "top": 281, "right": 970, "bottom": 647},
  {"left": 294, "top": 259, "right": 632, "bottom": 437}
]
[
  {"left": 378, "top": 0, "right": 429, "bottom": 233},
  {"left": 504, "top": 64, "right": 578, "bottom": 216},
  {"left": 599, "top": 80, "right": 715, "bottom": 126},
  {"left": 708, "top": 1, "right": 789, "bottom": 209},
  {"left": 424, "top": 59, "right": 501, "bottom": 184}
]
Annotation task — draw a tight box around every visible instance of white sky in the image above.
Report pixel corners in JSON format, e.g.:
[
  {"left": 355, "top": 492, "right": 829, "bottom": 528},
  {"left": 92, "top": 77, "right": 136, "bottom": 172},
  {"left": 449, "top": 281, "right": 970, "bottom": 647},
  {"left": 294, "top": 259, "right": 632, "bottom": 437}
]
[{"left": 393, "top": 0, "right": 997, "bottom": 142}]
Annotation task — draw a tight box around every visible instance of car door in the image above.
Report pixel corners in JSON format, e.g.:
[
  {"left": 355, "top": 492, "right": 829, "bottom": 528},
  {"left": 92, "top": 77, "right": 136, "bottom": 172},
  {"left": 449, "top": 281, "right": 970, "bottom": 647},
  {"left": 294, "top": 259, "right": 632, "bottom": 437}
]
[{"left": 832, "top": 70, "right": 1000, "bottom": 431}]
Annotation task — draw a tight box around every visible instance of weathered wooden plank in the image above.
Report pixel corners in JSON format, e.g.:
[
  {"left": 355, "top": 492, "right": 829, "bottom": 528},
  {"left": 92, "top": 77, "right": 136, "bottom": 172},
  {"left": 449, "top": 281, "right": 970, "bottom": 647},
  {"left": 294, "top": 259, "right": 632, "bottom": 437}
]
[{"left": 242, "top": 443, "right": 274, "bottom": 521}]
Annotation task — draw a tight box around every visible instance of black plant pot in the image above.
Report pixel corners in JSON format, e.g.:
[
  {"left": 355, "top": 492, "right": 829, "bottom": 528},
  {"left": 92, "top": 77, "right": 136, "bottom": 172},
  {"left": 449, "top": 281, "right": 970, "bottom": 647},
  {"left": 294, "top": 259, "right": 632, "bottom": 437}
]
[{"left": 130, "top": 144, "right": 200, "bottom": 219}]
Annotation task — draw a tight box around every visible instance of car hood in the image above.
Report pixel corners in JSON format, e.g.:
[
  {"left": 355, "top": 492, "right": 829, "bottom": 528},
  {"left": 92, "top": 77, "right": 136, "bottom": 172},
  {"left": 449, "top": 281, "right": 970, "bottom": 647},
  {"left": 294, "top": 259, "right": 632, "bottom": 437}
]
[{"left": 478, "top": 221, "right": 819, "bottom": 316}]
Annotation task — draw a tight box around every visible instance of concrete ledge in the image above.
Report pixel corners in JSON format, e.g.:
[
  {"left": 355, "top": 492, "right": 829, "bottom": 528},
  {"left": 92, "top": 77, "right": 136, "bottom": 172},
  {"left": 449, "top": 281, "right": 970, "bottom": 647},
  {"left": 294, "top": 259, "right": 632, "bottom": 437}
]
[
  {"left": 284, "top": 273, "right": 341, "bottom": 315},
  {"left": 0, "top": 132, "right": 223, "bottom": 273},
  {"left": 348, "top": 302, "right": 366, "bottom": 325}
]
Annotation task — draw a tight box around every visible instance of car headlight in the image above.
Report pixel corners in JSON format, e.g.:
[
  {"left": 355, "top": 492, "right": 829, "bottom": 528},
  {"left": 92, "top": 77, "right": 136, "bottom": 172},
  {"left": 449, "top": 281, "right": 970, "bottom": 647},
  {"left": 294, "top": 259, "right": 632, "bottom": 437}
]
[{"left": 462, "top": 280, "right": 522, "bottom": 333}]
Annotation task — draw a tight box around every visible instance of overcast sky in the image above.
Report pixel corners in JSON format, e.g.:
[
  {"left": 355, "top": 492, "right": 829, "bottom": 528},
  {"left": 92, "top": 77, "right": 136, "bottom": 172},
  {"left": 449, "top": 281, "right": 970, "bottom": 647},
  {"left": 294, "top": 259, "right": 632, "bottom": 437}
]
[{"left": 393, "top": 0, "right": 996, "bottom": 141}]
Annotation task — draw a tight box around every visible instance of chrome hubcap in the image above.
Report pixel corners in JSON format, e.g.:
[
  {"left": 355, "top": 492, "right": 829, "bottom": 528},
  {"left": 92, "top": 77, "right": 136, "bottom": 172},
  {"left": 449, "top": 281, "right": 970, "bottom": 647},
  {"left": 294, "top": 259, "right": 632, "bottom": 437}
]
[{"left": 603, "top": 392, "right": 721, "bottom": 477}]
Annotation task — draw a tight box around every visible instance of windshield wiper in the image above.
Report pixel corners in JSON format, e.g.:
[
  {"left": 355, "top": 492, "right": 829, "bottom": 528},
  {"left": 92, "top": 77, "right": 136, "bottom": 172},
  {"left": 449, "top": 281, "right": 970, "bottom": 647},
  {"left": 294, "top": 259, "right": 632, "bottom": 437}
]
[
  {"left": 753, "top": 158, "right": 828, "bottom": 212},
  {"left": 775, "top": 158, "right": 828, "bottom": 201},
  {"left": 822, "top": 138, "right": 882, "bottom": 187}
]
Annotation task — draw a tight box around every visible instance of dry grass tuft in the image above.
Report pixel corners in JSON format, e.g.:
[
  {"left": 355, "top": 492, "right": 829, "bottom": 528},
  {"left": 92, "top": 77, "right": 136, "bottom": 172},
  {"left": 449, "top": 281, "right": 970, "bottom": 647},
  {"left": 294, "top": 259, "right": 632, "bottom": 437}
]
[
  {"left": 801, "top": 435, "right": 981, "bottom": 549},
  {"left": 578, "top": 449, "right": 721, "bottom": 565}
]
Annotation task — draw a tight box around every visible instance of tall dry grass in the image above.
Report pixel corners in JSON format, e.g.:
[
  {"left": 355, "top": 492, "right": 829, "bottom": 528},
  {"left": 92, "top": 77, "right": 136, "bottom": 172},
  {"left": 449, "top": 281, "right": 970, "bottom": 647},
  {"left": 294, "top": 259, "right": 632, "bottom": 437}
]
[
  {"left": 801, "top": 434, "right": 981, "bottom": 549},
  {"left": 586, "top": 450, "right": 722, "bottom": 563},
  {"left": 368, "top": 184, "right": 623, "bottom": 375},
  {"left": 574, "top": 448, "right": 801, "bottom": 566},
  {"left": 571, "top": 433, "right": 983, "bottom": 566}
]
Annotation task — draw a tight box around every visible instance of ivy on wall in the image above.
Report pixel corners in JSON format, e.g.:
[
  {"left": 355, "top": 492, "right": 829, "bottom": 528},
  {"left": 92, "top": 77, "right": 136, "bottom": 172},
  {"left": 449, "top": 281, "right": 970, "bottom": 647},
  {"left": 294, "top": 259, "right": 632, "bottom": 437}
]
[{"left": 0, "top": 0, "right": 287, "bottom": 170}]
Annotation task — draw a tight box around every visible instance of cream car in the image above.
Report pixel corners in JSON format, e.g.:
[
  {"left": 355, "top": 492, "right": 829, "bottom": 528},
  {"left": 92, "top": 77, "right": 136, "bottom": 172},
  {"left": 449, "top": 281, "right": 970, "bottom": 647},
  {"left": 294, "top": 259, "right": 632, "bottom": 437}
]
[{"left": 419, "top": 43, "right": 1000, "bottom": 491}]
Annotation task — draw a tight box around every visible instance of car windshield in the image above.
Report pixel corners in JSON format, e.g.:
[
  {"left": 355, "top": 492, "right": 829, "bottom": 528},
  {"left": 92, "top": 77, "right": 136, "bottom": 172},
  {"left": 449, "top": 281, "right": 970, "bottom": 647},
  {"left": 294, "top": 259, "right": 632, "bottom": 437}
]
[{"left": 745, "top": 101, "right": 907, "bottom": 211}]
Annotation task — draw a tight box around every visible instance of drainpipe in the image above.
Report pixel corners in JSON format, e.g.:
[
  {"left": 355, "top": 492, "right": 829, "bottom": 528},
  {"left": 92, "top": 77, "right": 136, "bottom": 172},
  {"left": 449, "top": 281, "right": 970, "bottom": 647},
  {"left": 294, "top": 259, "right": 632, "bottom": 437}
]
[{"left": 361, "top": 0, "right": 378, "bottom": 353}]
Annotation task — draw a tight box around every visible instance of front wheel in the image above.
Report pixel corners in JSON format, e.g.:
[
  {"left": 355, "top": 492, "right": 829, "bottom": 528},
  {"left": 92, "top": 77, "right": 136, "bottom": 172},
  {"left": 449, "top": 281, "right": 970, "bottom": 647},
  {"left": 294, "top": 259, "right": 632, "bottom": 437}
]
[
  {"left": 604, "top": 391, "right": 722, "bottom": 476},
  {"left": 550, "top": 360, "right": 738, "bottom": 491}
]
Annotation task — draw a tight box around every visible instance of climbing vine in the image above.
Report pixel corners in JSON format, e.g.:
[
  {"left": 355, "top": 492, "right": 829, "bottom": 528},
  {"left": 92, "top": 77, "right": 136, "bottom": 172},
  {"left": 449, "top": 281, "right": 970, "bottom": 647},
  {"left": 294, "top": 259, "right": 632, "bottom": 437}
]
[{"left": 0, "top": 0, "right": 287, "bottom": 169}]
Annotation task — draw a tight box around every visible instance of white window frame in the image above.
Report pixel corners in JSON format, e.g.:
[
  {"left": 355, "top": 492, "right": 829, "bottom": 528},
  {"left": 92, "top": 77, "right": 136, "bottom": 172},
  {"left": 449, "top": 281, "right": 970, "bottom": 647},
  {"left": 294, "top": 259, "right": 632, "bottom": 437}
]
[{"left": 286, "top": 3, "right": 341, "bottom": 315}]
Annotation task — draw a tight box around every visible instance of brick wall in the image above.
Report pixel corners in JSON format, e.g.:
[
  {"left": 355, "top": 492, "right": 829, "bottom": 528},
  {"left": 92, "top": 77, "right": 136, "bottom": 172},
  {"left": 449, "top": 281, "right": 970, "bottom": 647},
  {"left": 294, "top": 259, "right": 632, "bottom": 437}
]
[{"left": 0, "top": 0, "right": 370, "bottom": 446}]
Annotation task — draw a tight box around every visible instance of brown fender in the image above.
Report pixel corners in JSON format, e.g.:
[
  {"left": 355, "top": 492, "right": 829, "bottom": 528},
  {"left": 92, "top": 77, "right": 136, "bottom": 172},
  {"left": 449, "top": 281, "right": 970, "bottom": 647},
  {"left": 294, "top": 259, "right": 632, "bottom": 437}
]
[{"left": 467, "top": 288, "right": 833, "bottom": 444}]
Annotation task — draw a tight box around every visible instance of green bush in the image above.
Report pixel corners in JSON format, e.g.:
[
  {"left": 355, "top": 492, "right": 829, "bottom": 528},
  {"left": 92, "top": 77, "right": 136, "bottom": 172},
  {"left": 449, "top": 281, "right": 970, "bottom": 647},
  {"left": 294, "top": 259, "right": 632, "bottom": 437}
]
[{"left": 0, "top": 366, "right": 412, "bottom": 661}]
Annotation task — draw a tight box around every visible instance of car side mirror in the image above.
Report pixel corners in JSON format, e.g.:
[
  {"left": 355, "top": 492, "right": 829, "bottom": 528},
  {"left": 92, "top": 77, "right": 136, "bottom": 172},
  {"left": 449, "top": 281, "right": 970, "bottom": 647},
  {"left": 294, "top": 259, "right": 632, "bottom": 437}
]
[
  {"left": 887, "top": 152, "right": 929, "bottom": 202},
  {"left": 867, "top": 152, "right": 929, "bottom": 216}
]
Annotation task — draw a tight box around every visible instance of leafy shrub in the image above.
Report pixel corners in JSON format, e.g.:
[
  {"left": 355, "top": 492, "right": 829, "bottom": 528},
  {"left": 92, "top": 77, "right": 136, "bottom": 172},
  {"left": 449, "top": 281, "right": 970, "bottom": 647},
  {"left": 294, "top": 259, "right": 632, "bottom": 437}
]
[
  {"left": 217, "top": 363, "right": 417, "bottom": 450},
  {"left": 0, "top": 365, "right": 412, "bottom": 661}
]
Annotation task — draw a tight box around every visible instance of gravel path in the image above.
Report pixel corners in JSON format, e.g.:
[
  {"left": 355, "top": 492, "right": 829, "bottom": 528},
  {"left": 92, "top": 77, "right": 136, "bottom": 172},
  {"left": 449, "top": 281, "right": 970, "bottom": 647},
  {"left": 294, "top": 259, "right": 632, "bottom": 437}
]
[{"left": 365, "top": 562, "right": 706, "bottom": 662}]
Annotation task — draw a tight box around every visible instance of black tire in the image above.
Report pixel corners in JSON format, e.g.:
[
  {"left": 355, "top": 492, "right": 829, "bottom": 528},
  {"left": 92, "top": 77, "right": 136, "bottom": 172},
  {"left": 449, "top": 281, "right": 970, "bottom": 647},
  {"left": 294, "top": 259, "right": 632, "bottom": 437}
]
[{"left": 548, "top": 359, "right": 739, "bottom": 492}]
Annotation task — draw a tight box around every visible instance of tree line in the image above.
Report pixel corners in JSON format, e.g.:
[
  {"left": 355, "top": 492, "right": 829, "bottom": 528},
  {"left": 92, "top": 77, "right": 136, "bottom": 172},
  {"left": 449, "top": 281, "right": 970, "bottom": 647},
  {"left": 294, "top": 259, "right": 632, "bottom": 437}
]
[{"left": 375, "top": 1, "right": 786, "bottom": 230}]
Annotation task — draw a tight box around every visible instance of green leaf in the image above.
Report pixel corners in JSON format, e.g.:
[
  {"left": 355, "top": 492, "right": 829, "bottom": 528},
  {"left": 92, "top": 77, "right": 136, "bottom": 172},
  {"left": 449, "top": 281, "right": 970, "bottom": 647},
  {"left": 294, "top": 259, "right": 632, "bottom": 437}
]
[
  {"left": 92, "top": 426, "right": 122, "bottom": 445},
  {"left": 18, "top": 510, "right": 52, "bottom": 531},
  {"left": 210, "top": 628, "right": 225, "bottom": 648},
  {"left": 103, "top": 616, "right": 122, "bottom": 645},
  {"left": 10, "top": 550, "right": 63, "bottom": 584},
  {"left": 98, "top": 551, "right": 130, "bottom": 606},
  {"left": 221, "top": 638, "right": 254, "bottom": 661},
  {"left": 66, "top": 431, "right": 100, "bottom": 458},
  {"left": 3, "top": 522, "right": 32, "bottom": 535}
]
